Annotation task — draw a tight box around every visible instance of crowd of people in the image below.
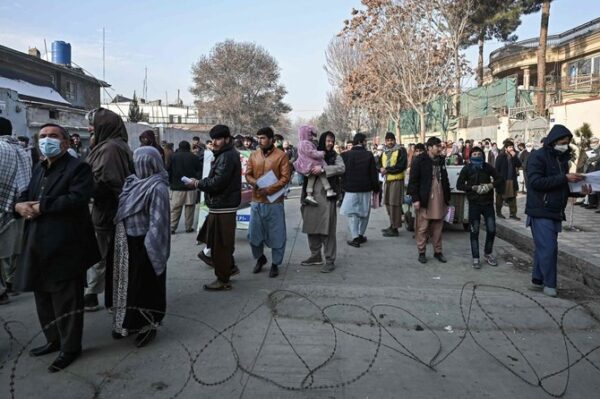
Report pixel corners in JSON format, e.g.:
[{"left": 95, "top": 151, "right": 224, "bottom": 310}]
[{"left": 0, "top": 110, "right": 595, "bottom": 373}]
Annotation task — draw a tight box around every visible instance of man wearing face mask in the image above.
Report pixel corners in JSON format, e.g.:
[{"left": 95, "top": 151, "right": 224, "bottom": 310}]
[
  {"left": 457, "top": 147, "right": 504, "bottom": 269},
  {"left": 525, "top": 124, "right": 588, "bottom": 297},
  {"left": 14, "top": 123, "right": 100, "bottom": 371}
]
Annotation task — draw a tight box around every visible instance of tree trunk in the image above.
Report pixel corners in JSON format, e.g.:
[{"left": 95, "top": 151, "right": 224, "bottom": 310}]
[
  {"left": 394, "top": 119, "right": 402, "bottom": 145},
  {"left": 419, "top": 106, "right": 426, "bottom": 144},
  {"left": 454, "top": 48, "right": 461, "bottom": 117},
  {"left": 477, "top": 31, "right": 485, "bottom": 87},
  {"left": 536, "top": 1, "right": 551, "bottom": 116}
]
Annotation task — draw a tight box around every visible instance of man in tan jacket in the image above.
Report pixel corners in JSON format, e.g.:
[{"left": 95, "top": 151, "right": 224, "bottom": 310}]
[{"left": 245, "top": 127, "right": 291, "bottom": 278}]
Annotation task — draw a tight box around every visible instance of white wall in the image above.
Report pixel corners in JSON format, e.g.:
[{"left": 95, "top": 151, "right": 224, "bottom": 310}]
[{"left": 550, "top": 98, "right": 600, "bottom": 136}]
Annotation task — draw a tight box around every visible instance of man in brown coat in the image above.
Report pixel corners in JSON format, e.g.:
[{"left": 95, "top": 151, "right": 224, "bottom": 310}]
[
  {"left": 84, "top": 108, "right": 133, "bottom": 311},
  {"left": 245, "top": 127, "right": 290, "bottom": 278}
]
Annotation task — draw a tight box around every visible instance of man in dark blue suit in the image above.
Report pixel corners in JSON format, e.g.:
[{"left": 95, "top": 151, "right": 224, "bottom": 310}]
[{"left": 15, "top": 123, "right": 100, "bottom": 372}]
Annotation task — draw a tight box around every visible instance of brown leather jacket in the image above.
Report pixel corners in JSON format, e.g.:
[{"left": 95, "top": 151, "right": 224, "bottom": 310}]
[{"left": 245, "top": 147, "right": 291, "bottom": 203}]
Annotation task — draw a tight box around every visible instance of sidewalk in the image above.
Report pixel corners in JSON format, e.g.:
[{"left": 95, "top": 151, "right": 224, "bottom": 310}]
[{"left": 496, "top": 194, "right": 600, "bottom": 291}]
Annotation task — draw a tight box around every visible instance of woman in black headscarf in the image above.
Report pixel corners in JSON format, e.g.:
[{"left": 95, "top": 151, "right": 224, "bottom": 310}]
[
  {"left": 139, "top": 130, "right": 165, "bottom": 162},
  {"left": 299, "top": 131, "right": 345, "bottom": 273}
]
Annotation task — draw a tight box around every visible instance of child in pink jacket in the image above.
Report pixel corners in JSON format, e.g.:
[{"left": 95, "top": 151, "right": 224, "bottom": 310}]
[{"left": 293, "top": 125, "right": 336, "bottom": 206}]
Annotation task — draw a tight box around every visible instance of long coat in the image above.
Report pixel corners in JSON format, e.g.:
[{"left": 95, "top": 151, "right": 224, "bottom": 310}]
[
  {"left": 14, "top": 153, "right": 100, "bottom": 291},
  {"left": 301, "top": 155, "right": 345, "bottom": 235}
]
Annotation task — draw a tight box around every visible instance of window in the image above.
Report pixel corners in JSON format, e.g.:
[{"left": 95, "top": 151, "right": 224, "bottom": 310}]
[
  {"left": 593, "top": 56, "right": 600, "bottom": 76},
  {"left": 64, "top": 80, "right": 77, "bottom": 102},
  {"left": 49, "top": 109, "right": 59, "bottom": 119}
]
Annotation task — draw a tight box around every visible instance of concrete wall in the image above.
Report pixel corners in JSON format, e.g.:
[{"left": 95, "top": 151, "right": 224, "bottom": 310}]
[
  {"left": 550, "top": 98, "right": 600, "bottom": 136},
  {"left": 0, "top": 88, "right": 27, "bottom": 135},
  {"left": 124, "top": 122, "right": 210, "bottom": 151}
]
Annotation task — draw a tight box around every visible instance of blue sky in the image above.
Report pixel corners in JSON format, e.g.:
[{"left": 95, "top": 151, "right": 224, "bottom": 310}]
[{"left": 1, "top": 0, "right": 599, "bottom": 120}]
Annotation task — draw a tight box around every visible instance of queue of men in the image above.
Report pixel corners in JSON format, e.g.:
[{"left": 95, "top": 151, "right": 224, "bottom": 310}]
[{"left": 0, "top": 110, "right": 594, "bottom": 374}]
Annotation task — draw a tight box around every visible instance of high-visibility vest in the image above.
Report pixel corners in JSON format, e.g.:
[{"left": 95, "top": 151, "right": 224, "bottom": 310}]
[{"left": 381, "top": 149, "right": 404, "bottom": 181}]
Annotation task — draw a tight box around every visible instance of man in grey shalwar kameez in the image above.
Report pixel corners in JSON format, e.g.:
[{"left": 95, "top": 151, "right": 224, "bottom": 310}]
[
  {"left": 340, "top": 133, "right": 380, "bottom": 248},
  {"left": 300, "top": 131, "right": 345, "bottom": 272}
]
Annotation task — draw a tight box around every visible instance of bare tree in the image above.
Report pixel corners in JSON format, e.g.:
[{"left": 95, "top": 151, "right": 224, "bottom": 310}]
[{"left": 190, "top": 40, "right": 291, "bottom": 134}]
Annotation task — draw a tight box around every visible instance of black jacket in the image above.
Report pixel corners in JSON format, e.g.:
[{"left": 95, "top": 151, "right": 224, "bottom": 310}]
[
  {"left": 169, "top": 150, "right": 203, "bottom": 191},
  {"left": 340, "top": 146, "right": 380, "bottom": 193},
  {"left": 457, "top": 163, "right": 504, "bottom": 205},
  {"left": 197, "top": 143, "right": 241, "bottom": 210},
  {"left": 14, "top": 153, "right": 100, "bottom": 291},
  {"left": 495, "top": 151, "right": 522, "bottom": 194},
  {"left": 525, "top": 126, "right": 573, "bottom": 221},
  {"left": 407, "top": 153, "right": 451, "bottom": 208}
]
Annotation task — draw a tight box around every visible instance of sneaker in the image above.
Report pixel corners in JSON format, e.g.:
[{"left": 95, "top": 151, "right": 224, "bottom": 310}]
[
  {"left": 0, "top": 293, "right": 9, "bottom": 305},
  {"left": 84, "top": 294, "right": 101, "bottom": 312},
  {"left": 326, "top": 189, "right": 337, "bottom": 198},
  {"left": 434, "top": 253, "right": 447, "bottom": 263},
  {"left": 381, "top": 226, "right": 393, "bottom": 232},
  {"left": 301, "top": 255, "right": 324, "bottom": 266},
  {"left": 382, "top": 228, "right": 399, "bottom": 237},
  {"left": 203, "top": 279, "right": 232, "bottom": 291},
  {"left": 418, "top": 253, "right": 427, "bottom": 264},
  {"left": 484, "top": 254, "right": 498, "bottom": 266},
  {"left": 269, "top": 264, "right": 279, "bottom": 278},
  {"left": 473, "top": 258, "right": 481, "bottom": 269},
  {"left": 530, "top": 279, "right": 544, "bottom": 291},
  {"left": 543, "top": 287, "right": 557, "bottom": 297},
  {"left": 303, "top": 196, "right": 318, "bottom": 206},
  {"left": 197, "top": 251, "right": 214, "bottom": 267},
  {"left": 320, "top": 262, "right": 335, "bottom": 273},
  {"left": 253, "top": 254, "right": 267, "bottom": 273},
  {"left": 347, "top": 238, "right": 361, "bottom": 247},
  {"left": 358, "top": 235, "right": 367, "bottom": 244}
]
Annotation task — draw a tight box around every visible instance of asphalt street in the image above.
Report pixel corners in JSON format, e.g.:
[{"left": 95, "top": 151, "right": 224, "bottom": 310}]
[{"left": 1, "top": 190, "right": 599, "bottom": 399}]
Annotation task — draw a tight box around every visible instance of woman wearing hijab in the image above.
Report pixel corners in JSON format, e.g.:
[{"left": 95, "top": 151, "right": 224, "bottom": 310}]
[
  {"left": 112, "top": 146, "right": 170, "bottom": 347},
  {"left": 299, "top": 131, "right": 345, "bottom": 273},
  {"left": 139, "top": 130, "right": 165, "bottom": 162}
]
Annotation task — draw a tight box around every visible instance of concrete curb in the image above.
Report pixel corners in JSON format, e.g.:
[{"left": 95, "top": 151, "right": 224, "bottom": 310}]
[{"left": 496, "top": 221, "right": 600, "bottom": 291}]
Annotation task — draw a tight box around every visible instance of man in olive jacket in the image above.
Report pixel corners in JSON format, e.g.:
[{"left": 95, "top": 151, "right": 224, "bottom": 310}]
[{"left": 15, "top": 123, "right": 100, "bottom": 372}]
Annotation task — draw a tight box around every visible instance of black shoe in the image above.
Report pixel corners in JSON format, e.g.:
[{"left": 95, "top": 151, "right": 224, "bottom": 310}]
[
  {"left": 382, "top": 228, "right": 399, "bottom": 237},
  {"left": 48, "top": 351, "right": 81, "bottom": 372},
  {"left": 269, "top": 264, "right": 279, "bottom": 278},
  {"left": 112, "top": 331, "right": 126, "bottom": 340},
  {"left": 30, "top": 342, "right": 60, "bottom": 357},
  {"left": 185, "top": 228, "right": 195, "bottom": 233},
  {"left": 358, "top": 235, "right": 367, "bottom": 243},
  {"left": 253, "top": 255, "right": 267, "bottom": 274},
  {"left": 0, "top": 293, "right": 8, "bottom": 305},
  {"left": 418, "top": 253, "right": 427, "bottom": 264},
  {"left": 434, "top": 253, "right": 448, "bottom": 263},
  {"left": 84, "top": 294, "right": 101, "bottom": 312},
  {"left": 347, "top": 238, "right": 360, "bottom": 248},
  {"left": 509, "top": 215, "right": 521, "bottom": 221},
  {"left": 231, "top": 265, "right": 240, "bottom": 277},
  {"left": 496, "top": 213, "right": 506, "bottom": 219},
  {"left": 197, "top": 251, "right": 214, "bottom": 267},
  {"left": 584, "top": 204, "right": 598, "bottom": 209},
  {"left": 135, "top": 328, "right": 157, "bottom": 348},
  {"left": 381, "top": 226, "right": 393, "bottom": 232}
]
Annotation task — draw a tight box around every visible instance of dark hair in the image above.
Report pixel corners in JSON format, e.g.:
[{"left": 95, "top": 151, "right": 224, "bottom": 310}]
[
  {"left": 17, "top": 136, "right": 30, "bottom": 144},
  {"left": 504, "top": 140, "right": 514, "bottom": 148},
  {"left": 206, "top": 140, "right": 212, "bottom": 144},
  {"left": 192, "top": 136, "right": 200, "bottom": 141},
  {"left": 426, "top": 137, "right": 441, "bottom": 147},
  {"left": 179, "top": 141, "right": 191, "bottom": 151},
  {"left": 274, "top": 134, "right": 284, "bottom": 141},
  {"left": 0, "top": 117, "right": 13, "bottom": 136},
  {"left": 414, "top": 143, "right": 426, "bottom": 152},
  {"left": 71, "top": 133, "right": 81, "bottom": 138},
  {"left": 257, "top": 127, "right": 274, "bottom": 139},
  {"left": 352, "top": 133, "right": 367, "bottom": 145},
  {"left": 471, "top": 146, "right": 484, "bottom": 155},
  {"left": 40, "top": 123, "right": 69, "bottom": 140}
]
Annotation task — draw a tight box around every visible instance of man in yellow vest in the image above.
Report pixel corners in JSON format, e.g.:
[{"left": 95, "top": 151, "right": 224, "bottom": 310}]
[{"left": 379, "top": 132, "right": 408, "bottom": 237}]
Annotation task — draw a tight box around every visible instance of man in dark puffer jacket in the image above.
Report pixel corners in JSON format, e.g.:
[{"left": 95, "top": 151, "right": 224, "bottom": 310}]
[{"left": 525, "top": 124, "right": 589, "bottom": 297}]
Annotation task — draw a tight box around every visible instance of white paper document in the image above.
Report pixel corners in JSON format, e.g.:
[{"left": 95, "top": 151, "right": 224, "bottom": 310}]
[
  {"left": 569, "top": 170, "right": 600, "bottom": 192},
  {"left": 256, "top": 170, "right": 286, "bottom": 203},
  {"left": 256, "top": 170, "right": 278, "bottom": 189}
]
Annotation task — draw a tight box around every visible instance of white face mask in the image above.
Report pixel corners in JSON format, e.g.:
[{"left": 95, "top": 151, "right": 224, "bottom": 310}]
[{"left": 554, "top": 144, "right": 569, "bottom": 153}]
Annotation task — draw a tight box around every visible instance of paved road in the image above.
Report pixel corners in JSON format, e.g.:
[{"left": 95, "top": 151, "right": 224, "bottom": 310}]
[{"left": 1, "top": 192, "right": 599, "bottom": 398}]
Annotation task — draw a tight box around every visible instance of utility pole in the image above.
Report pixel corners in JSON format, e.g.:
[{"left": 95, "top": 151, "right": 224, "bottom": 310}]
[{"left": 102, "top": 27, "right": 106, "bottom": 103}]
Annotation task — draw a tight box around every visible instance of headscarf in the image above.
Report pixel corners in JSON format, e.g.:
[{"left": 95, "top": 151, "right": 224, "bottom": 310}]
[
  {"left": 317, "top": 131, "right": 337, "bottom": 165},
  {"left": 0, "top": 136, "right": 32, "bottom": 231},
  {"left": 139, "top": 129, "right": 165, "bottom": 160},
  {"left": 115, "top": 146, "right": 169, "bottom": 274},
  {"left": 92, "top": 108, "right": 128, "bottom": 144}
]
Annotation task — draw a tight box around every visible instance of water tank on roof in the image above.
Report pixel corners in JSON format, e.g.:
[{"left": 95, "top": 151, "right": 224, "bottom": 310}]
[{"left": 51, "top": 41, "right": 71, "bottom": 66}]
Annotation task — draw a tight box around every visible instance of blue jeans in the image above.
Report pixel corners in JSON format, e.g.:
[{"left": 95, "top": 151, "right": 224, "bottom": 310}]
[
  {"left": 528, "top": 217, "right": 562, "bottom": 289},
  {"left": 468, "top": 203, "right": 496, "bottom": 259}
]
